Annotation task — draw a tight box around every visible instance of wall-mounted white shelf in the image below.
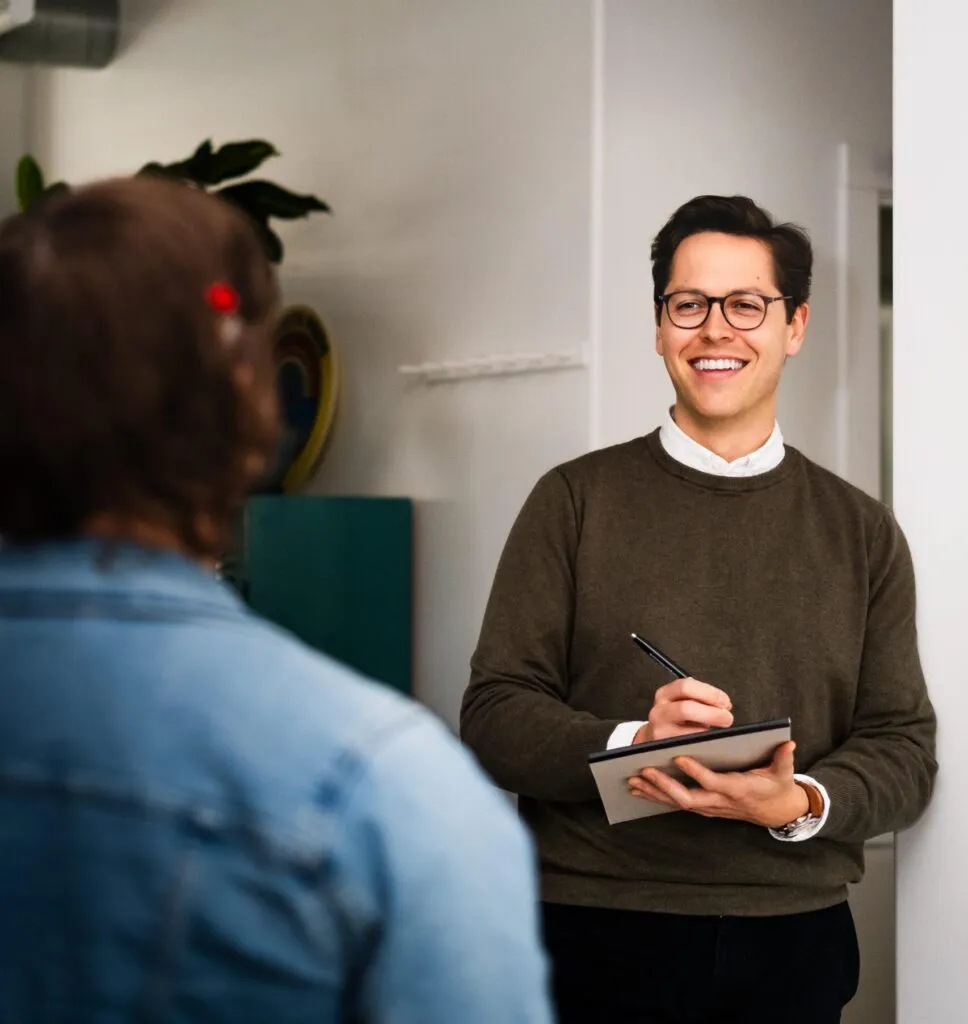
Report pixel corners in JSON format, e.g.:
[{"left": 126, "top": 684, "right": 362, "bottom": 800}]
[{"left": 398, "top": 349, "right": 587, "bottom": 384}]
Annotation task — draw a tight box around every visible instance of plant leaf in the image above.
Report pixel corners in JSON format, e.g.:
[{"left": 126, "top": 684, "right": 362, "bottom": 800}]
[
  {"left": 255, "top": 222, "right": 284, "bottom": 263},
  {"left": 16, "top": 154, "right": 45, "bottom": 212},
  {"left": 141, "top": 139, "right": 280, "bottom": 188},
  {"left": 216, "top": 179, "right": 331, "bottom": 220},
  {"left": 204, "top": 140, "right": 279, "bottom": 184},
  {"left": 217, "top": 191, "right": 285, "bottom": 263},
  {"left": 137, "top": 161, "right": 178, "bottom": 179},
  {"left": 137, "top": 139, "right": 216, "bottom": 186},
  {"left": 181, "top": 138, "right": 215, "bottom": 181}
]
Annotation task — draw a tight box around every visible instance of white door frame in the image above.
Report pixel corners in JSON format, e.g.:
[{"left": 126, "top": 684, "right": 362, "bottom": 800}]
[{"left": 835, "top": 142, "right": 892, "bottom": 498}]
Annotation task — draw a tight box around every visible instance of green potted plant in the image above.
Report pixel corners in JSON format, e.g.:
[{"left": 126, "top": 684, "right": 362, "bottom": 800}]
[{"left": 15, "top": 137, "right": 329, "bottom": 263}]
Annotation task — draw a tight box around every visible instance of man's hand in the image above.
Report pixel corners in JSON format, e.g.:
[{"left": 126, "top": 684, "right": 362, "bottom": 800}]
[
  {"left": 632, "top": 677, "right": 734, "bottom": 744},
  {"left": 627, "top": 740, "right": 809, "bottom": 829}
]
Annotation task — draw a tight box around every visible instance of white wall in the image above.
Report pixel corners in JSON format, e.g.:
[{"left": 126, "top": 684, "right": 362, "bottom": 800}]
[
  {"left": 21, "top": 0, "right": 892, "bottom": 730},
  {"left": 895, "top": 2, "right": 966, "bottom": 1020},
  {"left": 26, "top": 0, "right": 593, "bottom": 728},
  {"left": 596, "top": 0, "right": 892, "bottom": 490}
]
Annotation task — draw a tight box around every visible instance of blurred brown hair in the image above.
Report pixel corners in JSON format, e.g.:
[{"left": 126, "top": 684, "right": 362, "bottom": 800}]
[{"left": 0, "top": 175, "right": 280, "bottom": 558}]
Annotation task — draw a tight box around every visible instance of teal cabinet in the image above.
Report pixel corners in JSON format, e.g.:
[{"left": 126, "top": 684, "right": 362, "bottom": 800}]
[{"left": 233, "top": 496, "right": 413, "bottom": 695}]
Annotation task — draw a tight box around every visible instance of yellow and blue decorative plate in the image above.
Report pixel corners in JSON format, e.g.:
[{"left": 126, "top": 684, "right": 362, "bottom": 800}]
[{"left": 262, "top": 305, "right": 339, "bottom": 492}]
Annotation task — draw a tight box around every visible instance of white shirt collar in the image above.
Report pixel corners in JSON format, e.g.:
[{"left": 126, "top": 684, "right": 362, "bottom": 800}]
[{"left": 658, "top": 408, "right": 785, "bottom": 477}]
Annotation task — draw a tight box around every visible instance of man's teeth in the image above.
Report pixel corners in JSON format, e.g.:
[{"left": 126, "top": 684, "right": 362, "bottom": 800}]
[{"left": 693, "top": 358, "right": 745, "bottom": 371}]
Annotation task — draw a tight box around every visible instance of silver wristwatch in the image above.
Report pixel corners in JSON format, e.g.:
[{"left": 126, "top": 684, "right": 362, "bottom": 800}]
[
  {"left": 773, "top": 781, "right": 824, "bottom": 837},
  {"left": 773, "top": 811, "right": 817, "bottom": 838}
]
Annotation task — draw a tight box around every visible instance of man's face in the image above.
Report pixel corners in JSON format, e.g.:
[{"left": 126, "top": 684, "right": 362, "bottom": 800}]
[{"left": 655, "top": 231, "right": 808, "bottom": 433}]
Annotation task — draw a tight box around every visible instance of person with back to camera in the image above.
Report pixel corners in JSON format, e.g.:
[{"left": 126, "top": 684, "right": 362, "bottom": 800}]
[
  {"left": 461, "top": 194, "right": 937, "bottom": 1024},
  {"left": 0, "top": 176, "right": 553, "bottom": 1024}
]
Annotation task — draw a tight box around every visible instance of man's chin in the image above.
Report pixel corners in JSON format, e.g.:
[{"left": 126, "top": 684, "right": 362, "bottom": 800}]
[{"left": 677, "top": 398, "right": 747, "bottom": 426}]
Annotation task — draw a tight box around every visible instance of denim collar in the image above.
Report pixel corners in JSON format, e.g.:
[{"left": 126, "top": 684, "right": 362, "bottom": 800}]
[{"left": 0, "top": 538, "right": 245, "bottom": 619}]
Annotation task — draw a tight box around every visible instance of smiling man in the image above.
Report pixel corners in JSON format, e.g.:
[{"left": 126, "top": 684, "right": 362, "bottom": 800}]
[{"left": 461, "top": 195, "right": 937, "bottom": 1024}]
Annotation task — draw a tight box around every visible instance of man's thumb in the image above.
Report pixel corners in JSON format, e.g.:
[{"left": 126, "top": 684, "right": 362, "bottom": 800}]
[{"left": 776, "top": 740, "right": 796, "bottom": 772}]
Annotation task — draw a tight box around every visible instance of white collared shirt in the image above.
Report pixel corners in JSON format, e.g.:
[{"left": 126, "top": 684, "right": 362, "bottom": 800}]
[
  {"left": 607, "top": 412, "right": 829, "bottom": 841},
  {"left": 658, "top": 407, "right": 786, "bottom": 476}
]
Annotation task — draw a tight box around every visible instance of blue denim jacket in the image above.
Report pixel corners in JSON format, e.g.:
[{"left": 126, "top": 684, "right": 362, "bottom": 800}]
[{"left": 0, "top": 540, "right": 552, "bottom": 1023}]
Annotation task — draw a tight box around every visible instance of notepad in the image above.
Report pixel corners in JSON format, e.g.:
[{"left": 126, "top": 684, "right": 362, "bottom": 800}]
[{"left": 587, "top": 718, "right": 792, "bottom": 825}]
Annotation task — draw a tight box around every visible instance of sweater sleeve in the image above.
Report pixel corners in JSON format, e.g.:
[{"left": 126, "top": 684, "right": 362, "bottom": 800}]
[
  {"left": 460, "top": 468, "right": 624, "bottom": 802},
  {"left": 807, "top": 513, "right": 937, "bottom": 843}
]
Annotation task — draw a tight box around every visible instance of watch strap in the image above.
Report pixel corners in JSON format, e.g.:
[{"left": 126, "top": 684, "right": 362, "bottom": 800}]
[{"left": 796, "top": 779, "right": 824, "bottom": 818}]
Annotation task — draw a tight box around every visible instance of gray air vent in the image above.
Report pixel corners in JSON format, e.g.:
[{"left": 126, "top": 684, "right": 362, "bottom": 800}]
[{"left": 0, "top": 0, "right": 118, "bottom": 68}]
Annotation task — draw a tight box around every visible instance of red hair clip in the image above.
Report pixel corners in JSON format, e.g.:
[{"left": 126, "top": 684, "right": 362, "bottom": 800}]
[{"left": 206, "top": 282, "right": 240, "bottom": 315}]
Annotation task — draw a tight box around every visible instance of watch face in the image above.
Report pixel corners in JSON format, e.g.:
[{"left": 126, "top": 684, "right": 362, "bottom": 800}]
[{"left": 778, "top": 813, "right": 815, "bottom": 836}]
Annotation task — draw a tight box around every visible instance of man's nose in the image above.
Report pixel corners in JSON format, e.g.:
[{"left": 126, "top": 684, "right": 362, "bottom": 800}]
[{"left": 700, "top": 301, "right": 733, "bottom": 340}]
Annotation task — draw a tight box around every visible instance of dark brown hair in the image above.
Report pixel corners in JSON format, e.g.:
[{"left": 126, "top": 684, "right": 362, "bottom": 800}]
[
  {"left": 0, "top": 176, "right": 280, "bottom": 557},
  {"left": 651, "top": 195, "right": 813, "bottom": 323}
]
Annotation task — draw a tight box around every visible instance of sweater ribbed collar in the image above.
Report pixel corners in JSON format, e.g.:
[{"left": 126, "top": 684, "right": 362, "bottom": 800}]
[{"left": 646, "top": 428, "right": 798, "bottom": 493}]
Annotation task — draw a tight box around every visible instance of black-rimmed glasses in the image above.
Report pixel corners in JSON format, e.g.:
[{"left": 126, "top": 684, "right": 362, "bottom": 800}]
[{"left": 658, "top": 290, "right": 791, "bottom": 331}]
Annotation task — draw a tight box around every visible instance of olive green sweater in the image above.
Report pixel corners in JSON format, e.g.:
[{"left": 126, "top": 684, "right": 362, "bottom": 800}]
[{"left": 461, "top": 431, "right": 937, "bottom": 916}]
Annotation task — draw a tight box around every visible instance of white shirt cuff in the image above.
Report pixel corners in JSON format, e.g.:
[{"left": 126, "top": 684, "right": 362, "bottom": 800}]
[
  {"left": 607, "top": 721, "right": 646, "bottom": 749},
  {"left": 769, "top": 774, "right": 831, "bottom": 842}
]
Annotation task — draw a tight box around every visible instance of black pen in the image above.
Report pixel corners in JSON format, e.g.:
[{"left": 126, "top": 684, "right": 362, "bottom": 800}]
[{"left": 630, "top": 633, "right": 690, "bottom": 679}]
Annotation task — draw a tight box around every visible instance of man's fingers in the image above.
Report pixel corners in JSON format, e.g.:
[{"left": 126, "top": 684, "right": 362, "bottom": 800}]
[
  {"left": 654, "top": 677, "right": 732, "bottom": 711},
  {"left": 672, "top": 755, "right": 730, "bottom": 792},
  {"left": 675, "top": 700, "right": 733, "bottom": 729},
  {"left": 639, "top": 768, "right": 692, "bottom": 806},
  {"left": 641, "top": 768, "right": 720, "bottom": 812},
  {"left": 652, "top": 699, "right": 733, "bottom": 730},
  {"left": 627, "top": 776, "right": 677, "bottom": 807}
]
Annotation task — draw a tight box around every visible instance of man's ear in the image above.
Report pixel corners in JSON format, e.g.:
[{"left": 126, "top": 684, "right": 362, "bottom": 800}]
[
  {"left": 655, "top": 303, "right": 665, "bottom": 355},
  {"left": 785, "top": 303, "right": 809, "bottom": 358}
]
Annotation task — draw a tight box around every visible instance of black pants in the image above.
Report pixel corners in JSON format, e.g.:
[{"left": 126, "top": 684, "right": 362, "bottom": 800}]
[{"left": 542, "top": 901, "right": 860, "bottom": 1024}]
